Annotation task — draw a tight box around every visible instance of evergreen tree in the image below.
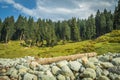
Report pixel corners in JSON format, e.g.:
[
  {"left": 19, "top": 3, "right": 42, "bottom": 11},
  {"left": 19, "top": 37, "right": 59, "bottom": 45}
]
[
  {"left": 86, "top": 15, "right": 96, "bottom": 39},
  {"left": 114, "top": 0, "right": 120, "bottom": 29},
  {"left": 0, "top": 19, "right": 2, "bottom": 41},
  {"left": 100, "top": 13, "right": 106, "bottom": 35},
  {"left": 61, "top": 21, "right": 71, "bottom": 41},
  {"left": 69, "top": 18, "right": 80, "bottom": 41},
  {"left": 95, "top": 10, "right": 101, "bottom": 37},
  {"left": 1, "top": 16, "right": 15, "bottom": 43},
  {"left": 14, "top": 15, "right": 26, "bottom": 40}
]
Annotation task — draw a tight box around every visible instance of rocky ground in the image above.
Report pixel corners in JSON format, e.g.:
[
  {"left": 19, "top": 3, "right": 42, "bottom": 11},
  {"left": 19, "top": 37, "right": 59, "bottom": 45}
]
[{"left": 0, "top": 53, "right": 120, "bottom": 80}]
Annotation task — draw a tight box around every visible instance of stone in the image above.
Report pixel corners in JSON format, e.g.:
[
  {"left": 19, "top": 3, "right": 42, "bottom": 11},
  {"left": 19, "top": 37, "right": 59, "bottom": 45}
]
[
  {"left": 100, "top": 62, "right": 114, "bottom": 69},
  {"left": 7, "top": 68, "right": 18, "bottom": 78},
  {"left": 84, "top": 62, "right": 96, "bottom": 70},
  {"left": 82, "top": 68, "right": 96, "bottom": 79},
  {"left": 96, "top": 67, "right": 103, "bottom": 77},
  {"left": 57, "top": 74, "right": 66, "bottom": 80},
  {"left": 56, "top": 60, "right": 68, "bottom": 68},
  {"left": 68, "top": 61, "right": 82, "bottom": 71},
  {"left": 98, "top": 76, "right": 110, "bottom": 80},
  {"left": 108, "top": 72, "right": 119, "bottom": 80},
  {"left": 51, "top": 66, "right": 61, "bottom": 75},
  {"left": 61, "top": 65, "right": 75, "bottom": 80},
  {"left": 88, "top": 57, "right": 98, "bottom": 63},
  {"left": 0, "top": 76, "right": 10, "bottom": 80},
  {"left": 23, "top": 73, "right": 37, "bottom": 80},
  {"left": 108, "top": 66, "right": 120, "bottom": 75},
  {"left": 102, "top": 69, "right": 109, "bottom": 76},
  {"left": 80, "top": 66, "right": 85, "bottom": 72},
  {"left": 29, "top": 61, "right": 39, "bottom": 70},
  {"left": 112, "top": 58, "right": 120, "bottom": 66},
  {"left": 98, "top": 55, "right": 110, "bottom": 62},
  {"left": 82, "top": 78, "right": 93, "bottom": 80}
]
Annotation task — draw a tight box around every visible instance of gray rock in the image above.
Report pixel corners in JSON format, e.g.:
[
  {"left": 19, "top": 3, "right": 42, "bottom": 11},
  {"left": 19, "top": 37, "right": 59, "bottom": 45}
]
[
  {"left": 68, "top": 61, "right": 82, "bottom": 71},
  {"left": 57, "top": 74, "right": 66, "bottom": 80},
  {"left": 102, "top": 69, "right": 109, "bottom": 76},
  {"left": 82, "top": 68, "right": 96, "bottom": 79},
  {"left": 51, "top": 66, "right": 61, "bottom": 75},
  {"left": 108, "top": 66, "right": 120, "bottom": 75},
  {"left": 0, "top": 76, "right": 10, "bottom": 80},
  {"left": 80, "top": 66, "right": 85, "bottom": 72},
  {"left": 89, "top": 57, "right": 98, "bottom": 63},
  {"left": 56, "top": 60, "right": 68, "bottom": 68},
  {"left": 112, "top": 58, "right": 120, "bottom": 66},
  {"left": 100, "top": 62, "right": 114, "bottom": 69},
  {"left": 96, "top": 67, "right": 103, "bottom": 77},
  {"left": 109, "top": 72, "right": 120, "bottom": 80},
  {"left": 82, "top": 78, "right": 93, "bottom": 80},
  {"left": 98, "top": 55, "right": 111, "bottom": 62},
  {"left": 61, "top": 65, "right": 75, "bottom": 80},
  {"left": 84, "top": 62, "right": 96, "bottom": 70},
  {"left": 23, "top": 73, "right": 37, "bottom": 80},
  {"left": 98, "top": 76, "right": 110, "bottom": 80},
  {"left": 38, "top": 71, "right": 56, "bottom": 80}
]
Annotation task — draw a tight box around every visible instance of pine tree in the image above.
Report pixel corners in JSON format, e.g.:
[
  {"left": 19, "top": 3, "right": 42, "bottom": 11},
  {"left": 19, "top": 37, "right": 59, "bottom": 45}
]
[
  {"left": 1, "top": 16, "right": 15, "bottom": 43},
  {"left": 95, "top": 10, "right": 101, "bottom": 37},
  {"left": 69, "top": 18, "right": 80, "bottom": 41},
  {"left": 0, "top": 19, "right": 2, "bottom": 41},
  {"left": 114, "top": 0, "right": 120, "bottom": 29}
]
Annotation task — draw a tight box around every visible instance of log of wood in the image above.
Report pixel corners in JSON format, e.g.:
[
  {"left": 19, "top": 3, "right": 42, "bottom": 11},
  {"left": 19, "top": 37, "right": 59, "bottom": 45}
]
[{"left": 36, "top": 52, "right": 97, "bottom": 65}]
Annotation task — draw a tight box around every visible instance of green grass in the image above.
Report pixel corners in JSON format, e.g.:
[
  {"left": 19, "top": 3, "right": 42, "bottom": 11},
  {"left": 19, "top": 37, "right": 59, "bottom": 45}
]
[{"left": 0, "top": 30, "right": 120, "bottom": 58}]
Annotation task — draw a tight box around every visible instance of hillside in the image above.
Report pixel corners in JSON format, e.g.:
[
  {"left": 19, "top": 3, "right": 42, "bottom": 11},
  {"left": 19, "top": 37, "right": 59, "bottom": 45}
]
[{"left": 0, "top": 30, "right": 120, "bottom": 58}]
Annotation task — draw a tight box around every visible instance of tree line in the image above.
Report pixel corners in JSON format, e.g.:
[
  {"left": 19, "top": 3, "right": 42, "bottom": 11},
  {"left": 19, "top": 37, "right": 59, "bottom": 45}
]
[{"left": 0, "top": 0, "right": 120, "bottom": 47}]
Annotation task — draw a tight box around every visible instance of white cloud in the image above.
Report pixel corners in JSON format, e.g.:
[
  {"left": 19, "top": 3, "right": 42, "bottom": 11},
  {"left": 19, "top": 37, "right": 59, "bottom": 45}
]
[{"left": 0, "top": 0, "right": 115, "bottom": 20}]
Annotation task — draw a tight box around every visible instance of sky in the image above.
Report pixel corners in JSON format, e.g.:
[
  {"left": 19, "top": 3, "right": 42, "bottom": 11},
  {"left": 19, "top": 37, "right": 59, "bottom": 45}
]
[{"left": 0, "top": 0, "right": 117, "bottom": 21}]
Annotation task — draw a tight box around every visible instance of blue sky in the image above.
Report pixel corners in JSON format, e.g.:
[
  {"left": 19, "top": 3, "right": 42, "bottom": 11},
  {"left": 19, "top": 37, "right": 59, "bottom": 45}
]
[{"left": 0, "top": 0, "right": 117, "bottom": 21}]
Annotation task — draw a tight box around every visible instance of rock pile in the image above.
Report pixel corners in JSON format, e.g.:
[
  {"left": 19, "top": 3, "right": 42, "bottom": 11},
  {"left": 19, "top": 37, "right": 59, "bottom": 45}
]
[{"left": 0, "top": 53, "right": 120, "bottom": 80}]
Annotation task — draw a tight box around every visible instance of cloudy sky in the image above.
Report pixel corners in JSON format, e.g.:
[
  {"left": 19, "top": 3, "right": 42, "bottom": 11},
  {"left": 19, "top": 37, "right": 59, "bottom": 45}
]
[{"left": 0, "top": 0, "right": 117, "bottom": 21}]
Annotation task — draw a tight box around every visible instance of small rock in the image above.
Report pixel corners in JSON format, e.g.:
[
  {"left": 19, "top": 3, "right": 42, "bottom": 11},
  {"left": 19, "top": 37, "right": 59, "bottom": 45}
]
[
  {"left": 0, "top": 76, "right": 10, "bottom": 80},
  {"left": 82, "top": 78, "right": 93, "bottom": 80},
  {"left": 61, "top": 65, "right": 75, "bottom": 80},
  {"left": 112, "top": 58, "right": 120, "bottom": 66},
  {"left": 68, "top": 61, "right": 82, "bottom": 71},
  {"left": 57, "top": 74, "right": 66, "bottom": 80},
  {"left": 51, "top": 66, "right": 61, "bottom": 75},
  {"left": 100, "top": 62, "right": 114, "bottom": 69},
  {"left": 56, "top": 60, "right": 68, "bottom": 68},
  {"left": 23, "top": 73, "right": 37, "bottom": 80},
  {"left": 84, "top": 62, "right": 96, "bottom": 70},
  {"left": 82, "top": 68, "right": 96, "bottom": 79},
  {"left": 98, "top": 76, "right": 110, "bottom": 80}
]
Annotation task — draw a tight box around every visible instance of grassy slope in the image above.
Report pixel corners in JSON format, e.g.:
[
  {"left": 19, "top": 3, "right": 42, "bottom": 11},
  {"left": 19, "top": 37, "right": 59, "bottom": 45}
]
[{"left": 0, "top": 30, "right": 120, "bottom": 58}]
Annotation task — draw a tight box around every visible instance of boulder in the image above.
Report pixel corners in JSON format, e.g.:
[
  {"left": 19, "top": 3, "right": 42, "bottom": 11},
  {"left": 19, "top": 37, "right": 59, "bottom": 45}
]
[
  {"left": 23, "top": 73, "right": 37, "bottom": 80},
  {"left": 112, "top": 58, "right": 120, "bottom": 66},
  {"left": 51, "top": 66, "right": 61, "bottom": 75},
  {"left": 82, "top": 78, "right": 93, "bottom": 80},
  {"left": 56, "top": 60, "right": 68, "bottom": 68},
  {"left": 82, "top": 68, "right": 96, "bottom": 79},
  {"left": 61, "top": 65, "right": 75, "bottom": 79},
  {"left": 98, "top": 76, "right": 110, "bottom": 80},
  {"left": 100, "top": 62, "right": 114, "bottom": 69},
  {"left": 57, "top": 74, "right": 66, "bottom": 80},
  {"left": 68, "top": 61, "right": 82, "bottom": 71}
]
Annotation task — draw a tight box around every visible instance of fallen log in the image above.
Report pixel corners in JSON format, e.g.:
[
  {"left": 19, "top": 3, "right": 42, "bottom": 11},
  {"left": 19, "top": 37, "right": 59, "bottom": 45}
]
[{"left": 36, "top": 52, "right": 97, "bottom": 65}]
